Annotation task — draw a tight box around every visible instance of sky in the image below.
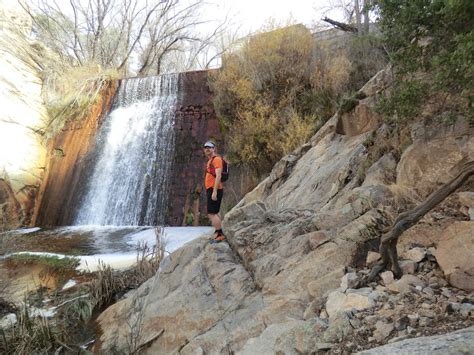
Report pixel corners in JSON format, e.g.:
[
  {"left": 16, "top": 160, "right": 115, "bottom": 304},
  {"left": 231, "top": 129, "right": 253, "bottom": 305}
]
[
  {"left": 206, "top": 0, "right": 344, "bottom": 35},
  {"left": 195, "top": 0, "right": 346, "bottom": 69}
]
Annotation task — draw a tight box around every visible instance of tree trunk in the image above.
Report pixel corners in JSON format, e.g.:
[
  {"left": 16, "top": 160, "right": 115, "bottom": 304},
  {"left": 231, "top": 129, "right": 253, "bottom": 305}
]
[
  {"left": 322, "top": 17, "right": 358, "bottom": 33},
  {"left": 363, "top": 0, "right": 370, "bottom": 33},
  {"left": 367, "top": 161, "right": 474, "bottom": 282},
  {"left": 354, "top": 0, "right": 362, "bottom": 34}
]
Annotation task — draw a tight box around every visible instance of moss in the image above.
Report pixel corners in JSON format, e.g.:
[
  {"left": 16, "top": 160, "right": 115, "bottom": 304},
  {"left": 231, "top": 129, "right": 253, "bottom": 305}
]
[
  {"left": 7, "top": 254, "right": 80, "bottom": 271},
  {"left": 355, "top": 91, "right": 367, "bottom": 100},
  {"left": 53, "top": 148, "right": 65, "bottom": 157},
  {"left": 339, "top": 97, "right": 359, "bottom": 114}
]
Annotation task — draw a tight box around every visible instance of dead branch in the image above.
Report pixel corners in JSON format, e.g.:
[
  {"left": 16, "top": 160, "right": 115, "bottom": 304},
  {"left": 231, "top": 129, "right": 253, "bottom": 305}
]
[
  {"left": 322, "top": 17, "right": 358, "bottom": 33},
  {"left": 367, "top": 161, "right": 474, "bottom": 282}
]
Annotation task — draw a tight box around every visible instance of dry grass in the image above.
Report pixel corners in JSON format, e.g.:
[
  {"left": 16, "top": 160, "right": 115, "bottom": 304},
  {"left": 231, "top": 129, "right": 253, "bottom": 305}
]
[
  {"left": 124, "top": 227, "right": 167, "bottom": 354},
  {"left": 0, "top": 301, "right": 65, "bottom": 354},
  {"left": 43, "top": 64, "right": 120, "bottom": 142},
  {"left": 88, "top": 227, "right": 166, "bottom": 311}
]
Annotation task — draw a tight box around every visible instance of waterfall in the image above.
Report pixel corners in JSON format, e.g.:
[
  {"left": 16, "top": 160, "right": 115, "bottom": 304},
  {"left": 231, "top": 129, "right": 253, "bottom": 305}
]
[{"left": 74, "top": 74, "right": 179, "bottom": 226}]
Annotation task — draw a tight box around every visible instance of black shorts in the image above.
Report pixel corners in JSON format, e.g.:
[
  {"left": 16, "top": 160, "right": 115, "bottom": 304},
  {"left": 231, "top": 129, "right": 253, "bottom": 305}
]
[{"left": 207, "top": 188, "right": 223, "bottom": 214}]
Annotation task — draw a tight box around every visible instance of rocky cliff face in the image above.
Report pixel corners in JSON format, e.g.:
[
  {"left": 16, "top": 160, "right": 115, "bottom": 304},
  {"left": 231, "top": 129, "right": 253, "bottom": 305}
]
[
  {"left": 96, "top": 68, "right": 474, "bottom": 353},
  {"left": 31, "top": 82, "right": 118, "bottom": 226},
  {"left": 0, "top": 2, "right": 48, "bottom": 229}
]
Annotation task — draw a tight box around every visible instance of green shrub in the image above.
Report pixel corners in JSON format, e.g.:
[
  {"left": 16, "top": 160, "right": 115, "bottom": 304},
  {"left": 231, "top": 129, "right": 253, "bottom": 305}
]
[
  {"left": 374, "top": 0, "right": 474, "bottom": 122},
  {"left": 7, "top": 254, "right": 79, "bottom": 272},
  {"left": 339, "top": 96, "right": 359, "bottom": 114},
  {"left": 376, "top": 79, "right": 429, "bottom": 121}
]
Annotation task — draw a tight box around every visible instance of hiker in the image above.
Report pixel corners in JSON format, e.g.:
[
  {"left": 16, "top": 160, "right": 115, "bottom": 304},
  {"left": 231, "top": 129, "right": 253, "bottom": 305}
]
[{"left": 203, "top": 140, "right": 225, "bottom": 243}]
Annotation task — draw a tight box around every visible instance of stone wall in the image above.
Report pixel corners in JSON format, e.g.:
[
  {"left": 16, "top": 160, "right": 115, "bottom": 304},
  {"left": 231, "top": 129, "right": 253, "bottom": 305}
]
[
  {"left": 168, "top": 69, "right": 258, "bottom": 226},
  {"left": 167, "top": 70, "right": 222, "bottom": 226},
  {"left": 33, "top": 70, "right": 225, "bottom": 227}
]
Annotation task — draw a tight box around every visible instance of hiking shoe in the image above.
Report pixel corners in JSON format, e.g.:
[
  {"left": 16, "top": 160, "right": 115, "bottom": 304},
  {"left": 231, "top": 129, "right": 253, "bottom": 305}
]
[{"left": 210, "top": 234, "right": 226, "bottom": 244}]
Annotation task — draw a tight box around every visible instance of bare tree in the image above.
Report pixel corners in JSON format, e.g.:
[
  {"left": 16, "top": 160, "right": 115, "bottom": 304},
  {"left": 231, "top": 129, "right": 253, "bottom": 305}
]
[
  {"left": 318, "top": 0, "right": 355, "bottom": 25},
  {"left": 365, "top": 161, "right": 474, "bottom": 283},
  {"left": 20, "top": 0, "right": 230, "bottom": 75},
  {"left": 319, "top": 0, "right": 372, "bottom": 34},
  {"left": 354, "top": 0, "right": 362, "bottom": 33},
  {"left": 136, "top": 1, "right": 235, "bottom": 75},
  {"left": 162, "top": 19, "right": 241, "bottom": 73},
  {"left": 363, "top": 0, "right": 370, "bottom": 33}
]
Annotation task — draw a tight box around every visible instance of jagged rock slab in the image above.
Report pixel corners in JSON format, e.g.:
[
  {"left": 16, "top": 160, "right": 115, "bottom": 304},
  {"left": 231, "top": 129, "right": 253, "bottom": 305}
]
[
  {"left": 97, "top": 237, "right": 265, "bottom": 354},
  {"left": 357, "top": 326, "right": 474, "bottom": 354}
]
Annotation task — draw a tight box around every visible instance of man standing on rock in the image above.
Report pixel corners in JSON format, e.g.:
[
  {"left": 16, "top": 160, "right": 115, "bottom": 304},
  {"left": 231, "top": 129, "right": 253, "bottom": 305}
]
[{"left": 203, "top": 140, "right": 225, "bottom": 243}]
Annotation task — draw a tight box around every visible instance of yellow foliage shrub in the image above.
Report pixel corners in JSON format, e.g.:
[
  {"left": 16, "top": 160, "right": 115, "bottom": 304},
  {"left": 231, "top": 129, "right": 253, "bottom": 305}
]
[
  {"left": 211, "top": 25, "right": 387, "bottom": 177},
  {"left": 211, "top": 25, "right": 320, "bottom": 175}
]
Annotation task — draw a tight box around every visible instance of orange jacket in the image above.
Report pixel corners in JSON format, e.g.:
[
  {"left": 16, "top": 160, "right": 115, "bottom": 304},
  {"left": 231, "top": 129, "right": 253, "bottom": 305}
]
[{"left": 205, "top": 155, "right": 223, "bottom": 190}]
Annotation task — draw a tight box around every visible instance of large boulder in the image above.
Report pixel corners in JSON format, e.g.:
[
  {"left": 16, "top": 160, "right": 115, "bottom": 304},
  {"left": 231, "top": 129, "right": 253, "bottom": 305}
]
[
  {"left": 97, "top": 238, "right": 265, "bottom": 354},
  {"left": 397, "top": 118, "right": 474, "bottom": 193},
  {"left": 435, "top": 221, "right": 474, "bottom": 291},
  {"left": 336, "top": 99, "right": 381, "bottom": 137}
]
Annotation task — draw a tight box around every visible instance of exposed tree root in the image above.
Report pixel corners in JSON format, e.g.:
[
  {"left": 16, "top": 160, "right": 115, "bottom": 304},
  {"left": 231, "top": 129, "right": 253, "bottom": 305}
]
[{"left": 366, "top": 161, "right": 474, "bottom": 283}]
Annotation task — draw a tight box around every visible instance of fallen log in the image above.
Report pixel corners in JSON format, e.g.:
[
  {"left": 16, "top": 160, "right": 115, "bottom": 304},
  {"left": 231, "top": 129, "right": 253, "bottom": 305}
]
[
  {"left": 367, "top": 160, "right": 474, "bottom": 282},
  {"left": 322, "top": 17, "right": 358, "bottom": 33}
]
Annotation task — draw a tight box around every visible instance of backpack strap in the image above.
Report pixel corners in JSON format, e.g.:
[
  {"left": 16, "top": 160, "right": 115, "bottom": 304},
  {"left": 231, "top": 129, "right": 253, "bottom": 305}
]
[{"left": 208, "top": 155, "right": 220, "bottom": 176}]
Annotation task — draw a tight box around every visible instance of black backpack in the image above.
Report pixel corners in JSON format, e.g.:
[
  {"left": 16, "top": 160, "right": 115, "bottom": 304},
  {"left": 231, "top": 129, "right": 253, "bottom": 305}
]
[{"left": 210, "top": 155, "right": 229, "bottom": 182}]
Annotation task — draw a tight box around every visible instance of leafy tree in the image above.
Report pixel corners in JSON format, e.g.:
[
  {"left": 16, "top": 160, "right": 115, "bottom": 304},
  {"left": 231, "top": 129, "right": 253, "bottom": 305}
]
[{"left": 374, "top": 0, "right": 474, "bottom": 121}]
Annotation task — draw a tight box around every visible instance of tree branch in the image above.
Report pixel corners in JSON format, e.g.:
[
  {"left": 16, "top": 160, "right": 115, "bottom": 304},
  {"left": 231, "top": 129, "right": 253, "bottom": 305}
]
[
  {"left": 366, "top": 161, "right": 474, "bottom": 282},
  {"left": 322, "top": 17, "right": 358, "bottom": 33}
]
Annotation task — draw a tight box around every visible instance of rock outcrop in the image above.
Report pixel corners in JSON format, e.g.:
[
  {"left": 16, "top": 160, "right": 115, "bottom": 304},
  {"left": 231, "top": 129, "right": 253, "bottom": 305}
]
[
  {"left": 435, "top": 222, "right": 474, "bottom": 291},
  {"left": 0, "top": 2, "right": 48, "bottom": 229},
  {"left": 358, "top": 326, "right": 474, "bottom": 354},
  {"left": 96, "top": 67, "right": 474, "bottom": 353},
  {"left": 97, "top": 238, "right": 266, "bottom": 353}
]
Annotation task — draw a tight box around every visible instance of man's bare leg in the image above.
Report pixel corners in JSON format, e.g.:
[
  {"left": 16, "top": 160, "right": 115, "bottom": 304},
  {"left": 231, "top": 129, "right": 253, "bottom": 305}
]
[{"left": 208, "top": 213, "right": 222, "bottom": 232}]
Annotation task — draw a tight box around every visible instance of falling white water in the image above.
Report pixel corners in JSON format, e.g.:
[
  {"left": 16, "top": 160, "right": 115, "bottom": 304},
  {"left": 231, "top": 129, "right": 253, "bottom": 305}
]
[{"left": 74, "top": 75, "right": 179, "bottom": 226}]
